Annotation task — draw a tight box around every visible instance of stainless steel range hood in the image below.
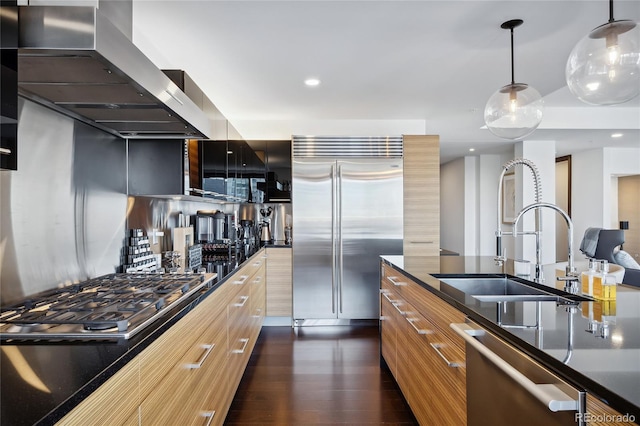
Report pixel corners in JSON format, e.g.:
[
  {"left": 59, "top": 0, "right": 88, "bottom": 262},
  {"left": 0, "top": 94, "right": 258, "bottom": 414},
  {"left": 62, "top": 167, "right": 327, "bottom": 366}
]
[{"left": 18, "top": 6, "right": 214, "bottom": 139}]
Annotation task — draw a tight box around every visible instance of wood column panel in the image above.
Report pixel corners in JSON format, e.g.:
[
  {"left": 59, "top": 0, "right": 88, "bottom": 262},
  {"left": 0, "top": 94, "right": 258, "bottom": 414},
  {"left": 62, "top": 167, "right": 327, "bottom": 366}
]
[
  {"left": 266, "top": 247, "right": 292, "bottom": 316},
  {"left": 403, "top": 135, "right": 440, "bottom": 256}
]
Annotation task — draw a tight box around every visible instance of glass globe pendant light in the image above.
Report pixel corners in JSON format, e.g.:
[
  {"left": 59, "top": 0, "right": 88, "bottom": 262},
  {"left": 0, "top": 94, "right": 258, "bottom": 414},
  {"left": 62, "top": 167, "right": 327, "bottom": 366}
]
[
  {"left": 484, "top": 19, "right": 544, "bottom": 140},
  {"left": 566, "top": 0, "right": 640, "bottom": 105}
]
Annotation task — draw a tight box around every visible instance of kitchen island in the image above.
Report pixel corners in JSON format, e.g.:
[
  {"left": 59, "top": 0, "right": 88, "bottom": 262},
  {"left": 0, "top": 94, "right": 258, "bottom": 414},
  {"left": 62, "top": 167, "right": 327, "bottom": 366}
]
[
  {"left": 0, "top": 249, "right": 265, "bottom": 426},
  {"left": 381, "top": 255, "right": 640, "bottom": 423}
]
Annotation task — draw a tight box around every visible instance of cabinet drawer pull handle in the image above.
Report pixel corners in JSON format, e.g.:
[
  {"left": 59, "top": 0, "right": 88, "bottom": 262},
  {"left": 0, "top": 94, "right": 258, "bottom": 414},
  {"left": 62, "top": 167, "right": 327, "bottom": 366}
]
[
  {"left": 232, "top": 338, "right": 250, "bottom": 354},
  {"left": 235, "top": 295, "right": 249, "bottom": 307},
  {"left": 200, "top": 410, "right": 216, "bottom": 426},
  {"left": 252, "top": 276, "right": 263, "bottom": 283},
  {"left": 234, "top": 275, "right": 249, "bottom": 285},
  {"left": 405, "top": 317, "right": 432, "bottom": 335},
  {"left": 387, "top": 276, "right": 406, "bottom": 286},
  {"left": 381, "top": 291, "right": 397, "bottom": 304},
  {"left": 252, "top": 308, "right": 262, "bottom": 318},
  {"left": 381, "top": 292, "right": 405, "bottom": 315},
  {"left": 451, "top": 323, "right": 580, "bottom": 412},
  {"left": 185, "top": 344, "right": 215, "bottom": 369},
  {"left": 253, "top": 261, "right": 262, "bottom": 267},
  {"left": 391, "top": 302, "right": 405, "bottom": 316},
  {"left": 430, "top": 342, "right": 463, "bottom": 368}
]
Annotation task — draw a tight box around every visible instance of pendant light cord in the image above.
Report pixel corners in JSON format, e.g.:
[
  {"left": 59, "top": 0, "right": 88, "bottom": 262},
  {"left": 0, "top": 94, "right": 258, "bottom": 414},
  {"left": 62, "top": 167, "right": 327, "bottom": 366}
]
[
  {"left": 510, "top": 27, "right": 515, "bottom": 85},
  {"left": 609, "top": 0, "right": 615, "bottom": 23},
  {"left": 501, "top": 19, "right": 523, "bottom": 85}
]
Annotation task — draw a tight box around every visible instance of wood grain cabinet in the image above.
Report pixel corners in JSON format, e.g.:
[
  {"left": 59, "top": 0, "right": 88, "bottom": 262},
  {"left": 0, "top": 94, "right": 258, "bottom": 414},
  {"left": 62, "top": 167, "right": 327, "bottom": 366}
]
[
  {"left": 265, "top": 247, "right": 292, "bottom": 317},
  {"left": 58, "top": 249, "right": 266, "bottom": 426},
  {"left": 227, "top": 251, "right": 266, "bottom": 406},
  {"left": 56, "top": 359, "right": 140, "bottom": 425},
  {"left": 380, "top": 262, "right": 467, "bottom": 425},
  {"left": 380, "top": 289, "right": 399, "bottom": 378},
  {"left": 138, "top": 280, "right": 230, "bottom": 425},
  {"left": 585, "top": 394, "right": 637, "bottom": 426},
  {"left": 402, "top": 135, "right": 440, "bottom": 257}
]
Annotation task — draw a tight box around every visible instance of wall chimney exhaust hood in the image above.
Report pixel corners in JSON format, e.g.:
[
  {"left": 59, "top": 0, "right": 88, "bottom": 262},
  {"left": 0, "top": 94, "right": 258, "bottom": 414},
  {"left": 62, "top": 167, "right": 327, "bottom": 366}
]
[{"left": 17, "top": 6, "right": 214, "bottom": 139}]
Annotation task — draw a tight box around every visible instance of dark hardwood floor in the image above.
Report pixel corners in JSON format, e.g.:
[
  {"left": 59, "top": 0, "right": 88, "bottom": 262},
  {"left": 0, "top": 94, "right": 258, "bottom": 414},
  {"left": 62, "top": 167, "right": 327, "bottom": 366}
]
[{"left": 225, "top": 325, "right": 418, "bottom": 425}]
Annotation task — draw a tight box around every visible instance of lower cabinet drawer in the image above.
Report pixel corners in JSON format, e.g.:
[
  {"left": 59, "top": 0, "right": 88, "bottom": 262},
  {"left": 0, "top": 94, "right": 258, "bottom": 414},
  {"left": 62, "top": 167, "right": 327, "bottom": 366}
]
[
  {"left": 380, "top": 289, "right": 402, "bottom": 378},
  {"left": 190, "top": 367, "right": 232, "bottom": 426},
  {"left": 140, "top": 314, "right": 227, "bottom": 425},
  {"left": 227, "top": 288, "right": 253, "bottom": 389},
  {"left": 402, "top": 275, "right": 466, "bottom": 352},
  {"left": 398, "top": 309, "right": 466, "bottom": 425}
]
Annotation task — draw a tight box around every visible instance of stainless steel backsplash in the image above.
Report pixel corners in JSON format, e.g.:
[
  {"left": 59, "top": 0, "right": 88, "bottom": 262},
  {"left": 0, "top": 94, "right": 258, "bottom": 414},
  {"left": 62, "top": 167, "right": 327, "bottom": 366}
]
[
  {"left": 1, "top": 98, "right": 292, "bottom": 306},
  {"left": 1, "top": 99, "right": 128, "bottom": 305},
  {"left": 126, "top": 197, "right": 292, "bottom": 252}
]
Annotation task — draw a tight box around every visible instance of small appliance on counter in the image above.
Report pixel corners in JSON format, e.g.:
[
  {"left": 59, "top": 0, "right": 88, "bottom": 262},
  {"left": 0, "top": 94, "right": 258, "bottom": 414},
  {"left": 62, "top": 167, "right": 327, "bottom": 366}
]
[
  {"left": 240, "top": 219, "right": 259, "bottom": 257},
  {"left": 260, "top": 206, "right": 273, "bottom": 245},
  {"left": 195, "top": 210, "right": 217, "bottom": 243},
  {"left": 196, "top": 210, "right": 241, "bottom": 272}
]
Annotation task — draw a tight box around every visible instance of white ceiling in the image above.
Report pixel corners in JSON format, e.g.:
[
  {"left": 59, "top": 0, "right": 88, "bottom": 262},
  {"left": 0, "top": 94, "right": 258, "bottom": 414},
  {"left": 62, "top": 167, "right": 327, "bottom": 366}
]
[{"left": 131, "top": 0, "right": 640, "bottom": 164}]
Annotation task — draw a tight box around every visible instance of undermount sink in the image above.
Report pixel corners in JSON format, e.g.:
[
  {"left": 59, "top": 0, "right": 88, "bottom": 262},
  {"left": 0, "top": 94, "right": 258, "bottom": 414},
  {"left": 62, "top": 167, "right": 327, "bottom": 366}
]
[{"left": 434, "top": 276, "right": 590, "bottom": 303}]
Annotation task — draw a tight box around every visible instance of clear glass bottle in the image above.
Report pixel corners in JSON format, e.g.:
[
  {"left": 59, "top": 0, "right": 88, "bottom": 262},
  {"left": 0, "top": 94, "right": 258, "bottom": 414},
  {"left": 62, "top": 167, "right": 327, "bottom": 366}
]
[
  {"left": 581, "top": 258, "right": 597, "bottom": 296},
  {"left": 591, "top": 259, "right": 605, "bottom": 299},
  {"left": 593, "top": 260, "right": 617, "bottom": 300},
  {"left": 601, "top": 261, "right": 617, "bottom": 300}
]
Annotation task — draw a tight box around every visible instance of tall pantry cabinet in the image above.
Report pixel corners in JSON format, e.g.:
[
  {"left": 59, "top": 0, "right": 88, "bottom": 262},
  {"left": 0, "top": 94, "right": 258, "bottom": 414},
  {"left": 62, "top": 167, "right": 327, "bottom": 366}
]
[{"left": 402, "top": 135, "right": 440, "bottom": 256}]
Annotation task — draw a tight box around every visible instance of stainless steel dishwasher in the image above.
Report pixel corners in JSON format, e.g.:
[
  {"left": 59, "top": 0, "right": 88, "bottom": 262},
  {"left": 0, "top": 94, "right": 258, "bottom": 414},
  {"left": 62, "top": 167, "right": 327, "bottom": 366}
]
[{"left": 452, "top": 322, "right": 586, "bottom": 426}]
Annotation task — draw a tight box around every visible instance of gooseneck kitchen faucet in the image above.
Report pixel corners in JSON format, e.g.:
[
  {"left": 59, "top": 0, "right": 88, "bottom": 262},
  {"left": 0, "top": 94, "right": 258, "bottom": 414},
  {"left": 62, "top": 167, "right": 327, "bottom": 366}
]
[
  {"left": 495, "top": 158, "right": 543, "bottom": 279},
  {"left": 513, "top": 202, "right": 579, "bottom": 288}
]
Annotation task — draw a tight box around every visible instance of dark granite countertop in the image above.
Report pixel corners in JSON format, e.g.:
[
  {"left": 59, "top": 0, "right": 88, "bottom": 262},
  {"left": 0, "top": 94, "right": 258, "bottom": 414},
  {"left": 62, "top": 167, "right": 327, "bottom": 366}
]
[
  {"left": 262, "top": 241, "right": 292, "bottom": 248},
  {"left": 381, "top": 255, "right": 640, "bottom": 421},
  {"left": 0, "top": 250, "right": 265, "bottom": 426}
]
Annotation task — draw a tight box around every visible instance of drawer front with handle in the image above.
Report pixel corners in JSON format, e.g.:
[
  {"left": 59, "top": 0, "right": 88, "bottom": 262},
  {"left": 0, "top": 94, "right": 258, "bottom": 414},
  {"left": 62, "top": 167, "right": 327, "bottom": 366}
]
[
  {"left": 184, "top": 313, "right": 230, "bottom": 426},
  {"left": 401, "top": 272, "right": 466, "bottom": 352},
  {"left": 139, "top": 282, "right": 229, "bottom": 399},
  {"left": 140, "top": 285, "right": 227, "bottom": 425},
  {"left": 140, "top": 317, "right": 227, "bottom": 425},
  {"left": 452, "top": 322, "right": 585, "bottom": 426}
]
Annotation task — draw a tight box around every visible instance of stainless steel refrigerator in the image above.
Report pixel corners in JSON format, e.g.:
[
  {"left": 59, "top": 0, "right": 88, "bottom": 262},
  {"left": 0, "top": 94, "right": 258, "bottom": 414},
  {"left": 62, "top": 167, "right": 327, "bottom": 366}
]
[{"left": 292, "top": 139, "right": 403, "bottom": 323}]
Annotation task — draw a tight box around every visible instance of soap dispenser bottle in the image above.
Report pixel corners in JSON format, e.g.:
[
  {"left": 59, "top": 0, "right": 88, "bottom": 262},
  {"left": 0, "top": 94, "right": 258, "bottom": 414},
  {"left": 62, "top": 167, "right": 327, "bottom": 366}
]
[
  {"left": 600, "top": 261, "right": 617, "bottom": 300},
  {"left": 581, "top": 258, "right": 597, "bottom": 296},
  {"left": 592, "top": 260, "right": 605, "bottom": 299}
]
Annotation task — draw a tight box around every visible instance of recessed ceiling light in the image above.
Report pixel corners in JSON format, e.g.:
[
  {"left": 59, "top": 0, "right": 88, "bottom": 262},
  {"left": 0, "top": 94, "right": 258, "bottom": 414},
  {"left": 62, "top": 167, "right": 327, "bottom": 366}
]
[
  {"left": 304, "top": 78, "right": 321, "bottom": 87},
  {"left": 469, "top": 148, "right": 475, "bottom": 152},
  {"left": 611, "top": 132, "right": 623, "bottom": 138}
]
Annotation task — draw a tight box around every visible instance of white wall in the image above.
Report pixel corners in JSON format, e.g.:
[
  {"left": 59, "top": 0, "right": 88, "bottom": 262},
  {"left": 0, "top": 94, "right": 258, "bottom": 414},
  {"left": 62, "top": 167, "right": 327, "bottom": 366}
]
[
  {"left": 604, "top": 147, "right": 640, "bottom": 226},
  {"left": 572, "top": 146, "right": 640, "bottom": 260},
  {"left": 441, "top": 142, "right": 563, "bottom": 263},
  {"left": 441, "top": 144, "right": 640, "bottom": 263},
  {"left": 463, "top": 157, "right": 478, "bottom": 256},
  {"left": 440, "top": 158, "right": 465, "bottom": 255},
  {"left": 478, "top": 155, "right": 504, "bottom": 256}
]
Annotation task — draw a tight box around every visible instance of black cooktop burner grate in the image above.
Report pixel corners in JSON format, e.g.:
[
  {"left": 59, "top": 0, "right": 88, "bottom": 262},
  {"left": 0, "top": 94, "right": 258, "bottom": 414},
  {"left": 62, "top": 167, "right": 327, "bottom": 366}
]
[{"left": 0, "top": 273, "right": 204, "bottom": 336}]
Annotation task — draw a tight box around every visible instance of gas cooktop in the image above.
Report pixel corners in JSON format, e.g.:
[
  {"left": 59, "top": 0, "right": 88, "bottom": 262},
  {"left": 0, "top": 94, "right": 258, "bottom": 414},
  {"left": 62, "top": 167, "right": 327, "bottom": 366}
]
[{"left": 0, "top": 273, "right": 208, "bottom": 341}]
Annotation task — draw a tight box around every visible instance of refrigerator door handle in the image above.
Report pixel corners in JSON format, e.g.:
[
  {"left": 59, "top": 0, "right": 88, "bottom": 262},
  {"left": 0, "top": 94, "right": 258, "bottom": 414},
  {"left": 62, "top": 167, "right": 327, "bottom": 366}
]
[
  {"left": 337, "top": 163, "right": 344, "bottom": 314},
  {"left": 331, "top": 163, "right": 337, "bottom": 314}
]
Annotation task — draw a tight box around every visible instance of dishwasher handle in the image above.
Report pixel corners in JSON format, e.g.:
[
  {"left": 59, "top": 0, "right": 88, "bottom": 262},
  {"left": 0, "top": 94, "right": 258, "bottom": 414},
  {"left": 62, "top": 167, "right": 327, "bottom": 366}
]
[{"left": 451, "top": 323, "right": 579, "bottom": 413}]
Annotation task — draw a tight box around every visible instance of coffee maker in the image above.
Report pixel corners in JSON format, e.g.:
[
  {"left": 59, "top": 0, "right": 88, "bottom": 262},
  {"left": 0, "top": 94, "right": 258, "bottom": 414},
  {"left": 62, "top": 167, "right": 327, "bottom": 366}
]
[
  {"left": 240, "top": 219, "right": 258, "bottom": 257},
  {"left": 260, "top": 207, "right": 273, "bottom": 245}
]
